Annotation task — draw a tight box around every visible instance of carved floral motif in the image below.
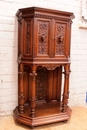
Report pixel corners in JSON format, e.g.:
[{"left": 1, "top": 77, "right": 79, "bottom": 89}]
[
  {"left": 26, "top": 21, "right": 31, "bottom": 54},
  {"left": 38, "top": 21, "right": 49, "bottom": 54}
]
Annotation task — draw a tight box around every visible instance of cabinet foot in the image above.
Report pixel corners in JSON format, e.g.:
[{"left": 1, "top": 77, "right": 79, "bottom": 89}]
[
  {"left": 30, "top": 126, "right": 35, "bottom": 129},
  {"left": 63, "top": 120, "right": 68, "bottom": 123}
]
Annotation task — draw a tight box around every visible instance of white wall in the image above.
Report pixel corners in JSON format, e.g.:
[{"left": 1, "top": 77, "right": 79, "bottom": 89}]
[{"left": 0, "top": 0, "right": 87, "bottom": 116}]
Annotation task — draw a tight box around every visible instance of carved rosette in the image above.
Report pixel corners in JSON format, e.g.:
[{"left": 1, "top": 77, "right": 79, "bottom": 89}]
[
  {"left": 55, "top": 24, "right": 65, "bottom": 55},
  {"left": 38, "top": 22, "right": 49, "bottom": 54},
  {"left": 36, "top": 67, "right": 47, "bottom": 100},
  {"left": 26, "top": 21, "right": 31, "bottom": 54}
]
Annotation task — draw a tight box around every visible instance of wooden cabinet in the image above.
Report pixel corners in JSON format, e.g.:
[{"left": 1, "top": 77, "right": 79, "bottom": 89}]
[{"left": 13, "top": 7, "right": 74, "bottom": 128}]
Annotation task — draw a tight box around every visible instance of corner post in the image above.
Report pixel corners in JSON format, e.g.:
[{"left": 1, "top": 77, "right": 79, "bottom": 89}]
[
  {"left": 18, "top": 63, "right": 25, "bottom": 114},
  {"left": 62, "top": 64, "right": 70, "bottom": 112},
  {"left": 30, "top": 65, "right": 37, "bottom": 117}
]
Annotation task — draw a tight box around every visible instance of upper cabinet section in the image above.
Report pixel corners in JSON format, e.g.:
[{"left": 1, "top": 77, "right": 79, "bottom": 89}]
[{"left": 16, "top": 7, "right": 74, "bottom": 61}]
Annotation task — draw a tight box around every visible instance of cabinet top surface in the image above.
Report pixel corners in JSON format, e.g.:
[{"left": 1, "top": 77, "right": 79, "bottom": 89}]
[{"left": 16, "top": 6, "right": 75, "bottom": 19}]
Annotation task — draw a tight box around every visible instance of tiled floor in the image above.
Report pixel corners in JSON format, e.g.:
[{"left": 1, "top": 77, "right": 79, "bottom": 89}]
[{"left": 0, "top": 106, "right": 87, "bottom": 130}]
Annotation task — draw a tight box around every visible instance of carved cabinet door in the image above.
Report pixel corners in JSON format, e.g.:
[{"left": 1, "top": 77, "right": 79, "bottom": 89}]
[
  {"left": 54, "top": 20, "right": 71, "bottom": 58},
  {"left": 34, "top": 18, "right": 52, "bottom": 58}
]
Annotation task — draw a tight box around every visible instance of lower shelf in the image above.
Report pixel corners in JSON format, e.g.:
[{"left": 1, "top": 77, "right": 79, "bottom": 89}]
[{"left": 13, "top": 102, "right": 72, "bottom": 128}]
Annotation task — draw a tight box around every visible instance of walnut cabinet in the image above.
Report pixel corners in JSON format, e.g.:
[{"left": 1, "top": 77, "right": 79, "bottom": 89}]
[{"left": 13, "top": 7, "right": 74, "bottom": 128}]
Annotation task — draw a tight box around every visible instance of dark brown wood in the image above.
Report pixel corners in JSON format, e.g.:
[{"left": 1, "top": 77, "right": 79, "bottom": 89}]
[
  {"left": 13, "top": 7, "right": 74, "bottom": 128},
  {"left": 30, "top": 65, "right": 37, "bottom": 118},
  {"left": 62, "top": 64, "right": 70, "bottom": 112},
  {"left": 18, "top": 63, "right": 25, "bottom": 114}
]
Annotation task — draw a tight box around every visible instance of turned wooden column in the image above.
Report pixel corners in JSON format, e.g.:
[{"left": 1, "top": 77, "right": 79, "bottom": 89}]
[
  {"left": 30, "top": 65, "right": 37, "bottom": 118},
  {"left": 62, "top": 64, "right": 70, "bottom": 112},
  {"left": 18, "top": 63, "right": 25, "bottom": 114}
]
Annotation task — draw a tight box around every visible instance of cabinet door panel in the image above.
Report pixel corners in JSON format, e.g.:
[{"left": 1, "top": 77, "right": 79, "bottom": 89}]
[
  {"left": 35, "top": 18, "right": 52, "bottom": 57},
  {"left": 54, "top": 21, "right": 69, "bottom": 58}
]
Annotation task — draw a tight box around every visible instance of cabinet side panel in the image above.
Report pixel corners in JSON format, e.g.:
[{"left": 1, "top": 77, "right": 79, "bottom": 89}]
[
  {"left": 23, "top": 19, "right": 33, "bottom": 57},
  {"left": 19, "top": 19, "right": 24, "bottom": 57},
  {"left": 66, "top": 22, "right": 71, "bottom": 57},
  {"left": 18, "top": 19, "right": 24, "bottom": 57},
  {"left": 18, "top": 22, "right": 21, "bottom": 55}
]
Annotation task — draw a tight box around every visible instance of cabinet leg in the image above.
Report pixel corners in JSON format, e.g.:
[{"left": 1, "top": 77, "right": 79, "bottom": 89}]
[
  {"left": 18, "top": 63, "right": 25, "bottom": 114},
  {"left": 30, "top": 98, "right": 36, "bottom": 118},
  {"left": 62, "top": 64, "right": 70, "bottom": 112},
  {"left": 30, "top": 66, "right": 37, "bottom": 117}
]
